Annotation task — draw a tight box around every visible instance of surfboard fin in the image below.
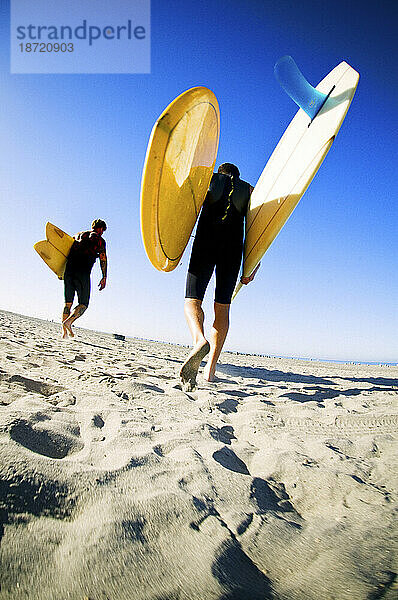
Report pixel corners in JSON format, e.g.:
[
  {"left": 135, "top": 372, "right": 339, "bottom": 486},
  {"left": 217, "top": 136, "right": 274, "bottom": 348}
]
[{"left": 274, "top": 56, "right": 334, "bottom": 123}]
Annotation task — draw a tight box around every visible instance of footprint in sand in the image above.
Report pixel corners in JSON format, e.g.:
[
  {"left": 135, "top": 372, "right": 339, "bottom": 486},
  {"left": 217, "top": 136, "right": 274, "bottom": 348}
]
[
  {"left": 9, "top": 411, "right": 84, "bottom": 459},
  {"left": 0, "top": 374, "right": 65, "bottom": 405},
  {"left": 218, "top": 389, "right": 251, "bottom": 398},
  {"left": 1, "top": 474, "right": 75, "bottom": 522},
  {"left": 155, "top": 373, "right": 175, "bottom": 381},
  {"left": 213, "top": 446, "right": 250, "bottom": 475},
  {"left": 48, "top": 391, "right": 76, "bottom": 407},
  {"left": 211, "top": 537, "right": 273, "bottom": 597},
  {"left": 113, "top": 381, "right": 165, "bottom": 401},
  {"left": 250, "top": 477, "right": 301, "bottom": 520},
  {"left": 216, "top": 398, "right": 239, "bottom": 414},
  {"left": 81, "top": 413, "right": 107, "bottom": 443},
  {"left": 207, "top": 424, "right": 236, "bottom": 445},
  {"left": 91, "top": 414, "right": 104, "bottom": 428}
]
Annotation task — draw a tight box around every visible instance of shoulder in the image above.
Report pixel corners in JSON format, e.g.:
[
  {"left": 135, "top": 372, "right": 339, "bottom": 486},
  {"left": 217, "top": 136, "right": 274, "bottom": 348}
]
[
  {"left": 89, "top": 232, "right": 106, "bottom": 251},
  {"left": 240, "top": 179, "right": 252, "bottom": 189},
  {"left": 239, "top": 179, "right": 253, "bottom": 197}
]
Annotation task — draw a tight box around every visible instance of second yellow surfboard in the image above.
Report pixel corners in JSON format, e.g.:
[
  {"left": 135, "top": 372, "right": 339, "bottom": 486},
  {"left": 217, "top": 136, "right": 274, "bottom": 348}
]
[{"left": 34, "top": 222, "right": 75, "bottom": 279}]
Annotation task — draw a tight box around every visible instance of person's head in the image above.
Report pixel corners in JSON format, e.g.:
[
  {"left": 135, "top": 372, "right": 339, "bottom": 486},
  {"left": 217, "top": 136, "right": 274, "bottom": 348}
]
[
  {"left": 218, "top": 163, "right": 240, "bottom": 178},
  {"left": 91, "top": 219, "right": 107, "bottom": 235}
]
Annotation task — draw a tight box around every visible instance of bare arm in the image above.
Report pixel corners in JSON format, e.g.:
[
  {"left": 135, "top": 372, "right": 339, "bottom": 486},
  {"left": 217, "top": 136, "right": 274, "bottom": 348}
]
[
  {"left": 240, "top": 185, "right": 259, "bottom": 285},
  {"left": 98, "top": 251, "right": 107, "bottom": 290}
]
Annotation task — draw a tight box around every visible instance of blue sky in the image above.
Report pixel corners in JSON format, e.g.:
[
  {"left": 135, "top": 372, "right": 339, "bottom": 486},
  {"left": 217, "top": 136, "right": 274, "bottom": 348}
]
[{"left": 0, "top": 0, "right": 397, "bottom": 363}]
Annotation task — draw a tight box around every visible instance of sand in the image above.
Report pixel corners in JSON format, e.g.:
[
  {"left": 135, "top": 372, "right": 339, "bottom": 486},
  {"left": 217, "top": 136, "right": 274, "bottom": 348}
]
[{"left": 0, "top": 309, "right": 397, "bottom": 599}]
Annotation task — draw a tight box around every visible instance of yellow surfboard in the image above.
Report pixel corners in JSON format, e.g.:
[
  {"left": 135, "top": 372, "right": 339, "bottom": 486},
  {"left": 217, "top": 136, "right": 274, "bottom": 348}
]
[
  {"left": 140, "top": 87, "right": 220, "bottom": 271},
  {"left": 233, "top": 60, "right": 359, "bottom": 299},
  {"left": 34, "top": 223, "right": 75, "bottom": 279}
]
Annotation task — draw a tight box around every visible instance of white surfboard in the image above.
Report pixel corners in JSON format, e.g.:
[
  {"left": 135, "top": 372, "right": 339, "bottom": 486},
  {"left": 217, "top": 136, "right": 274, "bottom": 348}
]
[{"left": 234, "top": 59, "right": 359, "bottom": 299}]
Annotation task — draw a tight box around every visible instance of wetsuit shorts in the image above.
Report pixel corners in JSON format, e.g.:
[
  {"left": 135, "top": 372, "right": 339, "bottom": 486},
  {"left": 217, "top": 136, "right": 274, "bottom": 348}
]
[
  {"left": 64, "top": 271, "right": 91, "bottom": 307},
  {"left": 185, "top": 224, "right": 243, "bottom": 304}
]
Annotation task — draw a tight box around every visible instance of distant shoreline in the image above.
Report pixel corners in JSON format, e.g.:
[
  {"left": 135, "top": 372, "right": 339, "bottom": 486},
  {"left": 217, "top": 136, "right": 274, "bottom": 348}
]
[{"left": 1, "top": 308, "right": 396, "bottom": 369}]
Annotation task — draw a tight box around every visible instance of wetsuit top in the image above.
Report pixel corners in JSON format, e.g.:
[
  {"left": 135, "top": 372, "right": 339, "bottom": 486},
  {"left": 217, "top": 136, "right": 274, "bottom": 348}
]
[
  {"left": 197, "top": 172, "right": 251, "bottom": 233},
  {"left": 65, "top": 230, "right": 106, "bottom": 274}
]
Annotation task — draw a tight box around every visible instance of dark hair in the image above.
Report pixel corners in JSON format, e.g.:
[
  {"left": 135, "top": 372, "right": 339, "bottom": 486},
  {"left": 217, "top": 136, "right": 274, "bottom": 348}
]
[
  {"left": 91, "top": 219, "right": 107, "bottom": 231},
  {"left": 218, "top": 163, "right": 240, "bottom": 178}
]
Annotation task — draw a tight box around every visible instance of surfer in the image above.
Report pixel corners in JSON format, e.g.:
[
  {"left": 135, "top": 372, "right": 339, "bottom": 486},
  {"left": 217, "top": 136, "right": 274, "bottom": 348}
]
[
  {"left": 62, "top": 219, "right": 108, "bottom": 338},
  {"left": 180, "top": 163, "right": 259, "bottom": 390}
]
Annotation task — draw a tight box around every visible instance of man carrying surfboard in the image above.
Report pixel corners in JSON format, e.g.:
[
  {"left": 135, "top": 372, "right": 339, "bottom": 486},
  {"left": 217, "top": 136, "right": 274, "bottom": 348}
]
[
  {"left": 180, "top": 164, "right": 259, "bottom": 390},
  {"left": 62, "top": 219, "right": 108, "bottom": 338}
]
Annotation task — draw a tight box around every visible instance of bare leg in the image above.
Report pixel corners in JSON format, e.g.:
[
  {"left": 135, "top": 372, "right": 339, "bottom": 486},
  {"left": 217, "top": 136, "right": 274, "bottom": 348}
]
[
  {"left": 180, "top": 299, "right": 210, "bottom": 391},
  {"left": 63, "top": 304, "right": 87, "bottom": 338},
  {"left": 62, "top": 303, "right": 72, "bottom": 339},
  {"left": 203, "top": 302, "right": 230, "bottom": 382},
  {"left": 184, "top": 298, "right": 207, "bottom": 346}
]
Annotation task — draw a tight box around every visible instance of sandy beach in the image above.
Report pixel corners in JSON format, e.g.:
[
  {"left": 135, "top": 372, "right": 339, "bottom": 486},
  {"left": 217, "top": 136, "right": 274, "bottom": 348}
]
[{"left": 0, "top": 308, "right": 397, "bottom": 599}]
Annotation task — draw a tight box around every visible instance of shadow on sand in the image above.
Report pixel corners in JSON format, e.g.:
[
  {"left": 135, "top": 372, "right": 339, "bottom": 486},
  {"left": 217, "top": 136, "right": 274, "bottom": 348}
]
[
  {"left": 280, "top": 385, "right": 393, "bottom": 404},
  {"left": 217, "top": 363, "right": 335, "bottom": 386},
  {"left": 218, "top": 363, "right": 398, "bottom": 390}
]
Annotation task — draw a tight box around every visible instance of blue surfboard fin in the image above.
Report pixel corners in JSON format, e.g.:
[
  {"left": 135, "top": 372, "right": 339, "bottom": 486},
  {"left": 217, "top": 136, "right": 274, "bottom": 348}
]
[{"left": 274, "top": 56, "right": 334, "bottom": 123}]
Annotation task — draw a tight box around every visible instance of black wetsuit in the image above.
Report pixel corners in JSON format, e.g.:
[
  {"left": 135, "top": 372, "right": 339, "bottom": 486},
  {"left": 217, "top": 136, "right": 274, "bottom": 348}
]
[
  {"left": 185, "top": 172, "right": 251, "bottom": 304},
  {"left": 64, "top": 231, "right": 106, "bottom": 307}
]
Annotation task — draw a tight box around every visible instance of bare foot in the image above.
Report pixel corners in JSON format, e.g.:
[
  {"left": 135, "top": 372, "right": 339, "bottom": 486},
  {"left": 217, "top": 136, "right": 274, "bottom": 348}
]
[
  {"left": 63, "top": 319, "right": 75, "bottom": 338},
  {"left": 203, "top": 367, "right": 216, "bottom": 382},
  {"left": 61, "top": 324, "right": 69, "bottom": 339},
  {"left": 180, "top": 340, "right": 210, "bottom": 391}
]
